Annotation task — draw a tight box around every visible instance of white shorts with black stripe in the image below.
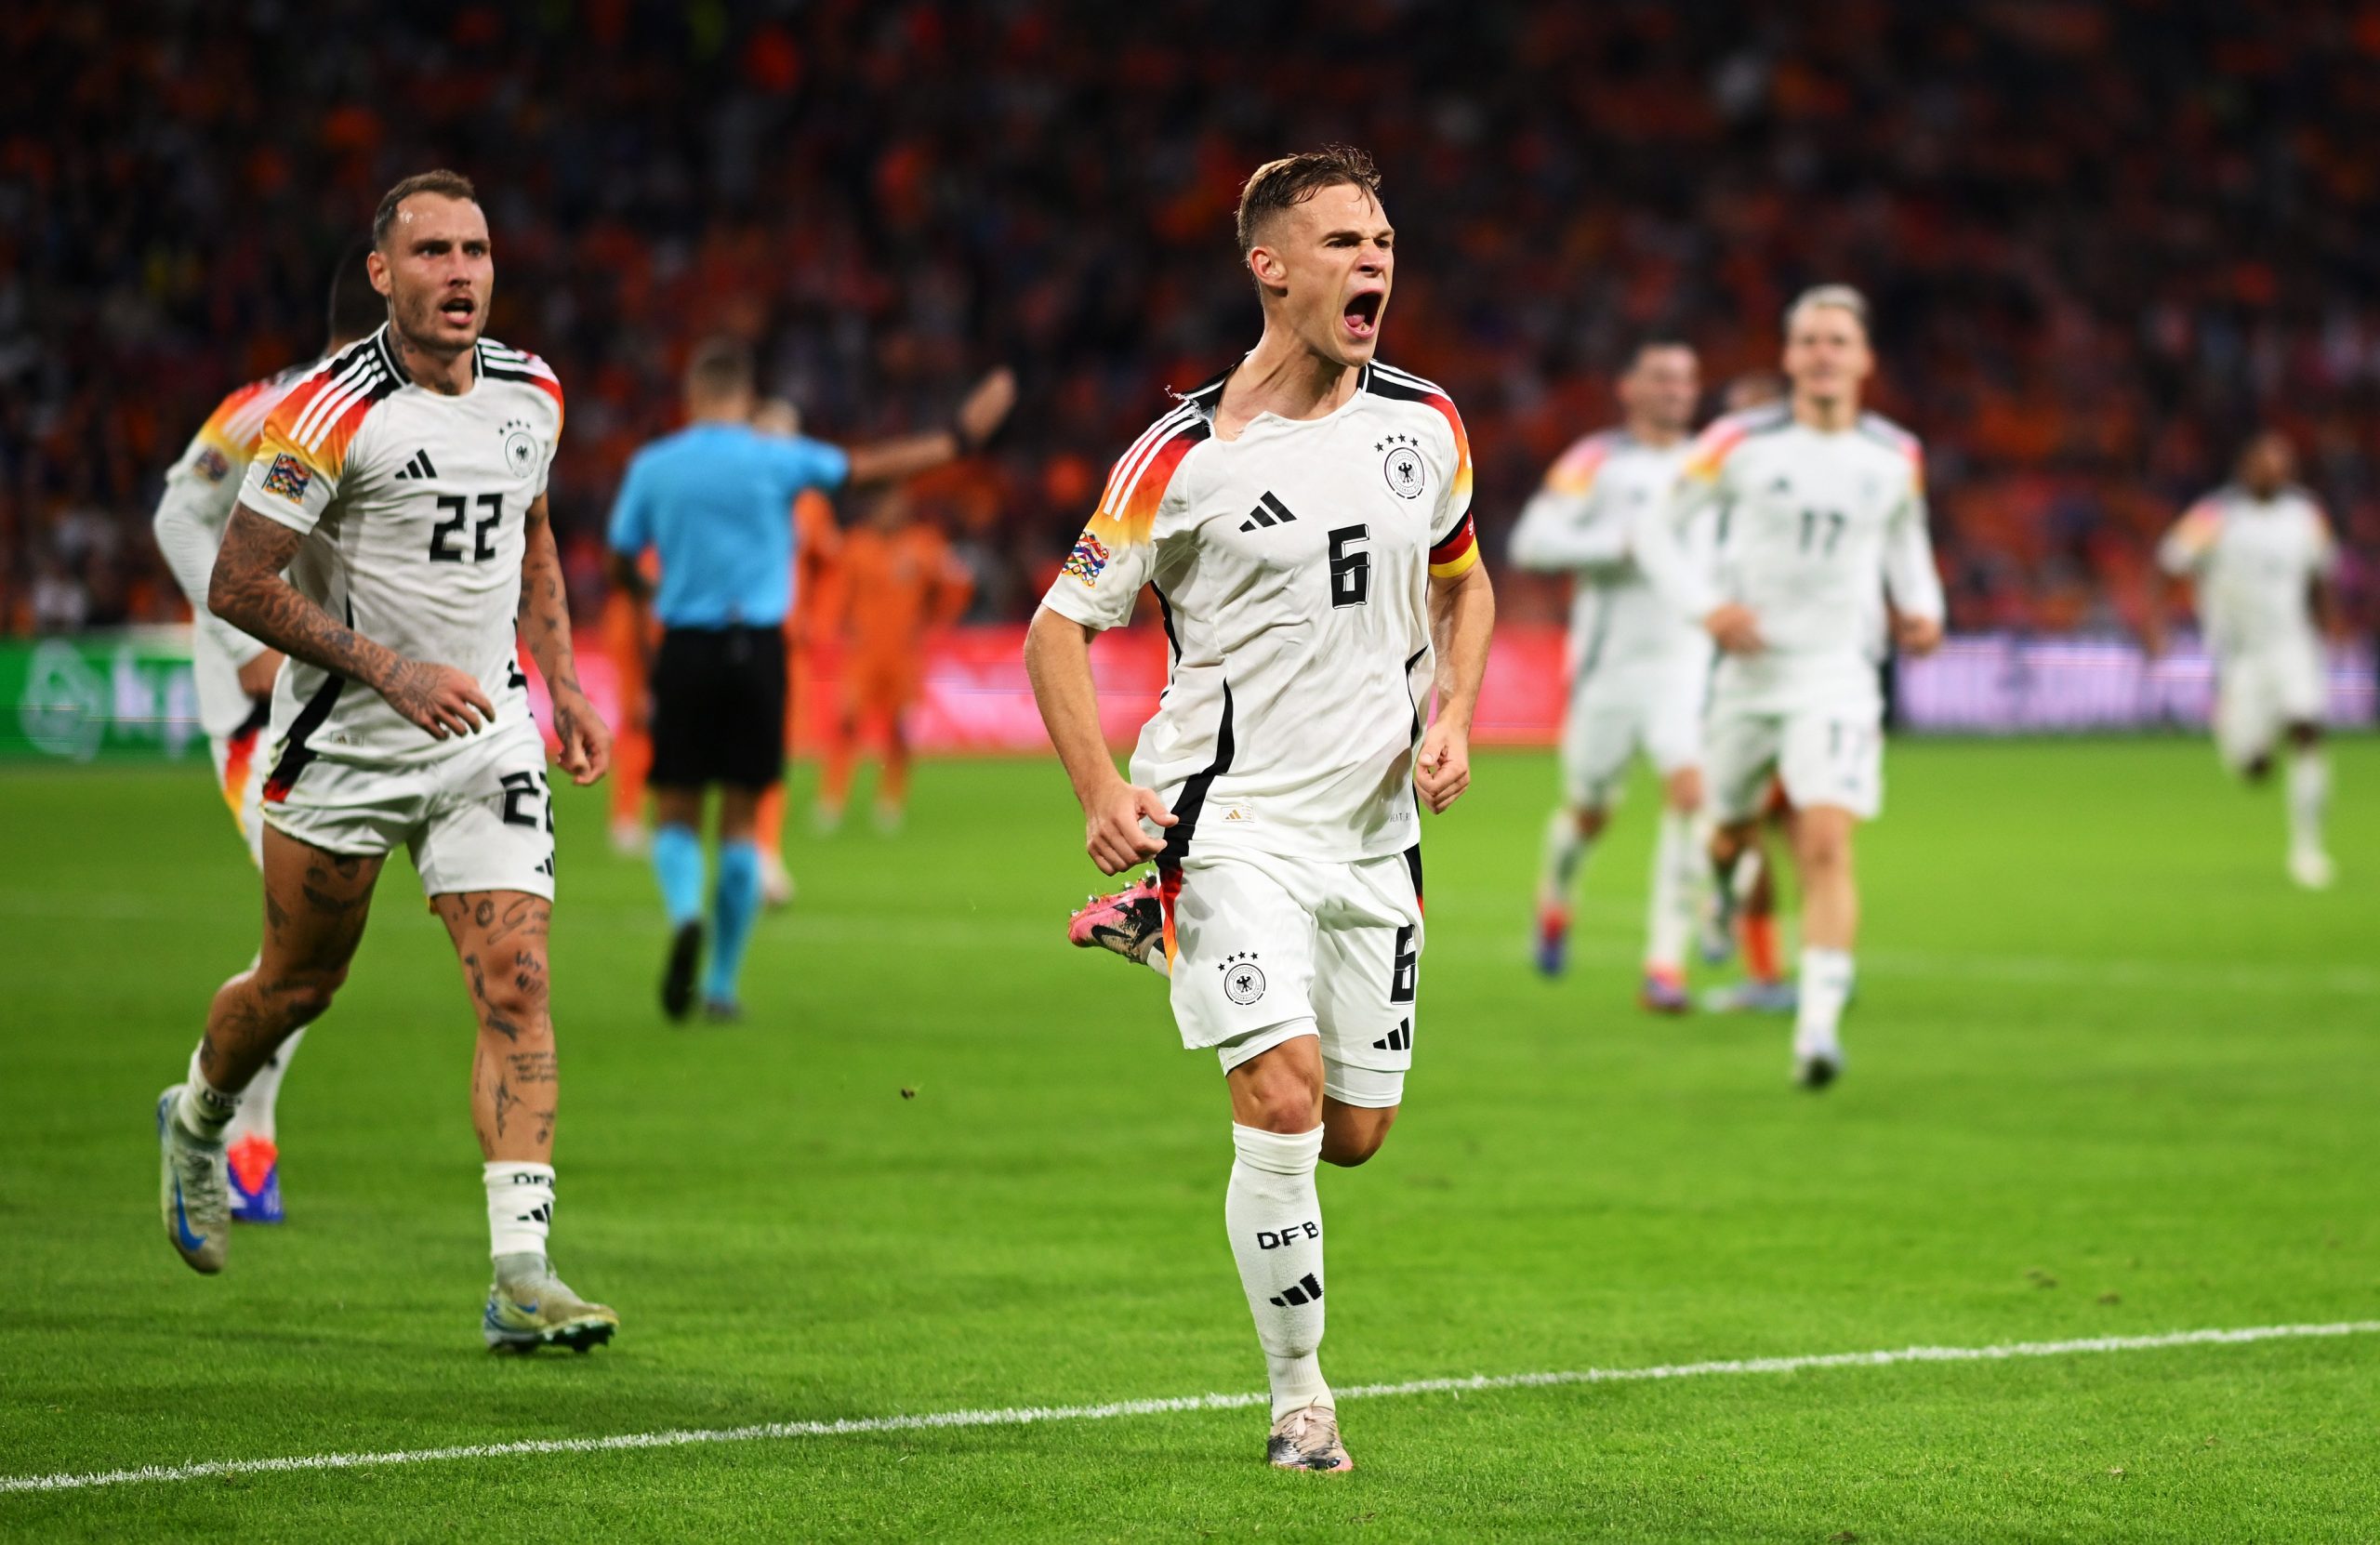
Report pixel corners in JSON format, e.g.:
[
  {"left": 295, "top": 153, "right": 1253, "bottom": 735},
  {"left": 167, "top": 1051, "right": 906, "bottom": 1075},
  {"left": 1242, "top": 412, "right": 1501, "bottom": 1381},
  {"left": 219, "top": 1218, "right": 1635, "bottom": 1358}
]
[
  {"left": 1158, "top": 845, "right": 1423, "bottom": 1108},
  {"left": 259, "top": 720, "right": 558, "bottom": 899}
]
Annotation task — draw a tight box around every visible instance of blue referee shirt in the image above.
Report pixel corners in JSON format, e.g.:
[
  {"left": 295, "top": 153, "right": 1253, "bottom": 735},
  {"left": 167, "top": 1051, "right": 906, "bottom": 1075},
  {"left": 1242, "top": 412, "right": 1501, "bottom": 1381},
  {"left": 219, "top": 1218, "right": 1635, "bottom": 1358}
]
[{"left": 606, "top": 421, "right": 851, "bottom": 628}]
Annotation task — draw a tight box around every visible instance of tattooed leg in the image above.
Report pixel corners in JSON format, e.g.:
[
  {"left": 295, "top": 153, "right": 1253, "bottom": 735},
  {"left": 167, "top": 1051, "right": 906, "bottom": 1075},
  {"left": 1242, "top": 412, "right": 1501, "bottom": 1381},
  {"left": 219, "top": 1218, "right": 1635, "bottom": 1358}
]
[
  {"left": 436, "top": 891, "right": 558, "bottom": 1163},
  {"left": 201, "top": 826, "right": 382, "bottom": 1092}
]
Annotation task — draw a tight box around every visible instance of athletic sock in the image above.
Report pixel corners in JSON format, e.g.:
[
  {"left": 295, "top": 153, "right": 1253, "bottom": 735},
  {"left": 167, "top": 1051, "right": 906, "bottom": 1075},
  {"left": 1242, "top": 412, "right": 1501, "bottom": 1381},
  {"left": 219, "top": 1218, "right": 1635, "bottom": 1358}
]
[
  {"left": 1540, "top": 809, "right": 1595, "bottom": 913},
  {"left": 484, "top": 1160, "right": 557, "bottom": 1260},
  {"left": 705, "top": 839, "right": 762, "bottom": 1004},
  {"left": 1795, "top": 946, "right": 1856, "bottom": 1056},
  {"left": 1644, "top": 808, "right": 1699, "bottom": 972},
  {"left": 2287, "top": 748, "right": 2329, "bottom": 856},
  {"left": 175, "top": 1059, "right": 240, "bottom": 1144},
  {"left": 1224, "top": 1122, "right": 1332, "bottom": 1420},
  {"left": 651, "top": 823, "right": 706, "bottom": 929},
  {"left": 1741, "top": 913, "right": 1783, "bottom": 984},
  {"left": 222, "top": 1024, "right": 306, "bottom": 1147}
]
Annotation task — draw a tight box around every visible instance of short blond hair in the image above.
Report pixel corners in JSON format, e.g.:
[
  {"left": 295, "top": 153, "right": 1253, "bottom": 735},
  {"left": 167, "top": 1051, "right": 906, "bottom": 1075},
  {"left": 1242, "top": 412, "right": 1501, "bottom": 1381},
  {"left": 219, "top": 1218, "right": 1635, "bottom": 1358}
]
[{"left": 1785, "top": 284, "right": 1871, "bottom": 337}]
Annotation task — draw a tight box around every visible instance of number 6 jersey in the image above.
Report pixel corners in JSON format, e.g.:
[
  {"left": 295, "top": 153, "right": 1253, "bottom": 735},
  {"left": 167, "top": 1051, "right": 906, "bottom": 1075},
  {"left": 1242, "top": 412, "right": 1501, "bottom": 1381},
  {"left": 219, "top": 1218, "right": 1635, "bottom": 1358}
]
[
  {"left": 1040, "top": 361, "right": 1478, "bottom": 863},
  {"left": 236, "top": 325, "right": 563, "bottom": 771}
]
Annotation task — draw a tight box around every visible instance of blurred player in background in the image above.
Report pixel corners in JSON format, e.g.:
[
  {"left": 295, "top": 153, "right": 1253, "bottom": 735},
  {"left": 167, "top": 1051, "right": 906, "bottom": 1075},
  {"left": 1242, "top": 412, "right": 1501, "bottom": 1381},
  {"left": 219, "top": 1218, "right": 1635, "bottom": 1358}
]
[
  {"left": 149, "top": 249, "right": 388, "bottom": 1222},
  {"left": 154, "top": 171, "right": 621, "bottom": 1352},
  {"left": 1509, "top": 340, "right": 1710, "bottom": 1010},
  {"left": 607, "top": 339, "right": 1012, "bottom": 1022},
  {"left": 750, "top": 398, "right": 842, "bottom": 905},
  {"left": 1699, "top": 369, "right": 1798, "bottom": 1014},
  {"left": 2154, "top": 430, "right": 2342, "bottom": 888},
  {"left": 813, "top": 487, "right": 973, "bottom": 834},
  {"left": 1028, "top": 148, "right": 1495, "bottom": 1472},
  {"left": 1678, "top": 285, "right": 1945, "bottom": 1088}
]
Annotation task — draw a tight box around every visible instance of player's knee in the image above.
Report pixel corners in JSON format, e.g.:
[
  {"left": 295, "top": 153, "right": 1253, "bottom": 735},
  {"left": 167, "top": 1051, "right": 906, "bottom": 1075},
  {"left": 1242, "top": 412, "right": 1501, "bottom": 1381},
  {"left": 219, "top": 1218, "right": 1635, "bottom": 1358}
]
[
  {"left": 1665, "top": 769, "right": 1703, "bottom": 812},
  {"left": 1573, "top": 805, "right": 1609, "bottom": 839},
  {"left": 1797, "top": 825, "right": 1852, "bottom": 875},
  {"left": 271, "top": 963, "right": 349, "bottom": 1023}
]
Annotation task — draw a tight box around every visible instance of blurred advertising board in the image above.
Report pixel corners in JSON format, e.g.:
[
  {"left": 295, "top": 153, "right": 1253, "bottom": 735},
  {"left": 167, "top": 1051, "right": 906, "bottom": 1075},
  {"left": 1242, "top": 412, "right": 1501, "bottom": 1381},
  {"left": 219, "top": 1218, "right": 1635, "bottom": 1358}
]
[{"left": 3, "top": 627, "right": 2371, "bottom": 764}]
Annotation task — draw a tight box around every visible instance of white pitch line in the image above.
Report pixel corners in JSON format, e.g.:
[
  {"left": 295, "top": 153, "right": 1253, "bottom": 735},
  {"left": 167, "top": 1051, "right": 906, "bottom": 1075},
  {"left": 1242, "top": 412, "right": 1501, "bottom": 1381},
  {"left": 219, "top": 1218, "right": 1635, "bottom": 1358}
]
[{"left": 6, "top": 1320, "right": 2373, "bottom": 1498}]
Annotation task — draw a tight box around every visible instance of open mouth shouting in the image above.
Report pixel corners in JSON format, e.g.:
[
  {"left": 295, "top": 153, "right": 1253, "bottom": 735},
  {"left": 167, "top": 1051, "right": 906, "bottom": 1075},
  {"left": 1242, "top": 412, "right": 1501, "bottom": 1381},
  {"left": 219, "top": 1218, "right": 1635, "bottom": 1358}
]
[
  {"left": 436, "top": 292, "right": 481, "bottom": 333},
  {"left": 1341, "top": 285, "right": 1386, "bottom": 344}
]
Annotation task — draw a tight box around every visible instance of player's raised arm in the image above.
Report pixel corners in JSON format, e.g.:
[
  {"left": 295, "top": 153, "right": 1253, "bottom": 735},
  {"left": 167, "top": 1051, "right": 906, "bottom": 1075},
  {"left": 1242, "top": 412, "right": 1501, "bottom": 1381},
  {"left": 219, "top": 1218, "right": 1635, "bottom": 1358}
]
[
  {"left": 840, "top": 367, "right": 1018, "bottom": 487},
  {"left": 1024, "top": 606, "right": 1175, "bottom": 874},
  {"left": 209, "top": 504, "right": 492, "bottom": 739},
  {"left": 518, "top": 493, "right": 610, "bottom": 784}
]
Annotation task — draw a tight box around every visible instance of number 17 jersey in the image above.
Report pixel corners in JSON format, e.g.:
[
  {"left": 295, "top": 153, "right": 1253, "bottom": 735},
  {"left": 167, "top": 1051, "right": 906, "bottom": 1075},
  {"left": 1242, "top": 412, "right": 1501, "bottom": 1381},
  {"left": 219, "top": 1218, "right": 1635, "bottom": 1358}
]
[
  {"left": 1040, "top": 360, "right": 1479, "bottom": 863},
  {"left": 237, "top": 325, "right": 564, "bottom": 773}
]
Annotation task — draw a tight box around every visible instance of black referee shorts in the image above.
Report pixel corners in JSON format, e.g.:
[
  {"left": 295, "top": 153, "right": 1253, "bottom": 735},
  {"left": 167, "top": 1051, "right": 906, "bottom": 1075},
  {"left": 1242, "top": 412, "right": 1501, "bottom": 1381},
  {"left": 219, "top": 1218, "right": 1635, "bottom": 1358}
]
[{"left": 648, "top": 625, "right": 787, "bottom": 790}]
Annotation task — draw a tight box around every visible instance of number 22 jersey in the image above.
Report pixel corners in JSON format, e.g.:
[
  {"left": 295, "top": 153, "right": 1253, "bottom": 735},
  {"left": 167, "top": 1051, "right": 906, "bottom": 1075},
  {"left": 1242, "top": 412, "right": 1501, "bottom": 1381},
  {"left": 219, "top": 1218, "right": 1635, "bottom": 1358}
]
[
  {"left": 236, "top": 325, "right": 563, "bottom": 773},
  {"left": 1040, "top": 360, "right": 1479, "bottom": 863}
]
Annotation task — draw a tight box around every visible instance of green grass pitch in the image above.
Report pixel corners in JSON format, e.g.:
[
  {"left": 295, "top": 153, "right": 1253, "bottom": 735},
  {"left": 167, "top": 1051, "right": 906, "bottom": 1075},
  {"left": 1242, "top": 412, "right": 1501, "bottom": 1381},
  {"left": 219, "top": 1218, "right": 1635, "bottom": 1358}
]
[{"left": 3, "top": 736, "right": 2376, "bottom": 1541}]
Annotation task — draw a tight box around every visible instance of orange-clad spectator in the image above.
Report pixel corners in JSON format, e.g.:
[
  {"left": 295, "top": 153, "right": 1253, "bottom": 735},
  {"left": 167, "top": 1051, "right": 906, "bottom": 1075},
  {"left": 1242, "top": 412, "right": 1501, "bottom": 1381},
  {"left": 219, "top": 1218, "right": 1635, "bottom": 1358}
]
[
  {"left": 815, "top": 489, "right": 972, "bottom": 832},
  {"left": 602, "top": 548, "right": 663, "bottom": 854}
]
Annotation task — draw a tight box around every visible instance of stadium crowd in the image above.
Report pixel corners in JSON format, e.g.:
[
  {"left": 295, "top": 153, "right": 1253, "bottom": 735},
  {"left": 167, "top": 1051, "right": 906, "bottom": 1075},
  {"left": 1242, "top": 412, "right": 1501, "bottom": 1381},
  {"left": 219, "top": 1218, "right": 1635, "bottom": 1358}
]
[{"left": 3, "top": 0, "right": 2376, "bottom": 638}]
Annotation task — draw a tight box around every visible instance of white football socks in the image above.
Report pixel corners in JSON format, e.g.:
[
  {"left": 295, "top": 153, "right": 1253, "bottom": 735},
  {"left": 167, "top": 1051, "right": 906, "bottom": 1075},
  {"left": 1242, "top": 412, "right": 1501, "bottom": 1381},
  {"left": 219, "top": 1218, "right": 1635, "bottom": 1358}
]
[
  {"left": 175, "top": 1066, "right": 239, "bottom": 1144},
  {"left": 223, "top": 1026, "right": 306, "bottom": 1147},
  {"left": 1645, "top": 808, "right": 1700, "bottom": 972},
  {"left": 1225, "top": 1122, "right": 1332, "bottom": 1420},
  {"left": 484, "top": 1161, "right": 557, "bottom": 1260},
  {"left": 1540, "top": 809, "right": 1595, "bottom": 908},
  {"left": 2287, "top": 748, "right": 2329, "bottom": 858},
  {"left": 1795, "top": 947, "right": 1856, "bottom": 1057}
]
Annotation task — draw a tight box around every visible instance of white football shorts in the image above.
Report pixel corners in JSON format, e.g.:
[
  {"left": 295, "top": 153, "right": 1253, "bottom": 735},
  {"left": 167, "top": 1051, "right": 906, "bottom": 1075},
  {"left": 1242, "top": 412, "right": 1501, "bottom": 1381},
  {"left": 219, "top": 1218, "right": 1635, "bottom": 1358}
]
[
  {"left": 2214, "top": 640, "right": 2325, "bottom": 771},
  {"left": 1704, "top": 699, "right": 1884, "bottom": 824},
  {"left": 260, "top": 720, "right": 558, "bottom": 899},
  {"left": 1559, "top": 653, "right": 1708, "bottom": 809},
  {"left": 1158, "top": 846, "right": 1423, "bottom": 1109}
]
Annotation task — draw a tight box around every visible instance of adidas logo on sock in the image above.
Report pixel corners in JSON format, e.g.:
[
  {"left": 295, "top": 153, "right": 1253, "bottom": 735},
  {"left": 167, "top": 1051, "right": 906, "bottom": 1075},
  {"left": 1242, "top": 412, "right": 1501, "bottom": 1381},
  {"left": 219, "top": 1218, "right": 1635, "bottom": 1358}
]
[
  {"left": 1238, "top": 491, "right": 1298, "bottom": 533},
  {"left": 1268, "top": 1273, "right": 1323, "bottom": 1308},
  {"left": 1370, "top": 1018, "right": 1412, "bottom": 1051},
  {"left": 392, "top": 448, "right": 440, "bottom": 481}
]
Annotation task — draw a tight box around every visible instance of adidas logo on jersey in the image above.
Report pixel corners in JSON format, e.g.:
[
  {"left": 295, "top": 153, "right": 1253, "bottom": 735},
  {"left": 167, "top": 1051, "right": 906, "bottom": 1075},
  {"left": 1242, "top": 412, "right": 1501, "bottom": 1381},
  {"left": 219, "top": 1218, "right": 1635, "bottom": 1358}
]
[
  {"left": 1268, "top": 1273, "right": 1323, "bottom": 1308},
  {"left": 1371, "top": 1019, "right": 1412, "bottom": 1051},
  {"left": 393, "top": 449, "right": 441, "bottom": 481},
  {"left": 1239, "top": 491, "right": 1298, "bottom": 533}
]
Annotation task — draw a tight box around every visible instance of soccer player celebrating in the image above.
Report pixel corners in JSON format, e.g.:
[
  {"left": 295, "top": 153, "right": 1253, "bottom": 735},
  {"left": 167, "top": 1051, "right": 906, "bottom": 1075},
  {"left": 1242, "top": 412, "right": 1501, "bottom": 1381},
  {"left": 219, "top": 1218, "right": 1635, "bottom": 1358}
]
[
  {"left": 149, "top": 250, "right": 389, "bottom": 1221},
  {"left": 153, "top": 171, "right": 620, "bottom": 1352},
  {"left": 605, "top": 339, "right": 1012, "bottom": 1022},
  {"left": 2154, "top": 431, "right": 2343, "bottom": 888},
  {"left": 1025, "top": 147, "right": 1494, "bottom": 1472},
  {"left": 1677, "top": 285, "right": 1944, "bottom": 1088},
  {"left": 1509, "top": 341, "right": 1711, "bottom": 1008}
]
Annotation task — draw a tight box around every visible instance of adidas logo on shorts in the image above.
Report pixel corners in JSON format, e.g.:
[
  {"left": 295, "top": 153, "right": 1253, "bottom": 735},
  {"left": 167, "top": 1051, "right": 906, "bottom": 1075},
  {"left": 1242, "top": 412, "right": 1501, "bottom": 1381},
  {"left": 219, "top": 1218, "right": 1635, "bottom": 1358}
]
[{"left": 1370, "top": 1019, "right": 1412, "bottom": 1052}]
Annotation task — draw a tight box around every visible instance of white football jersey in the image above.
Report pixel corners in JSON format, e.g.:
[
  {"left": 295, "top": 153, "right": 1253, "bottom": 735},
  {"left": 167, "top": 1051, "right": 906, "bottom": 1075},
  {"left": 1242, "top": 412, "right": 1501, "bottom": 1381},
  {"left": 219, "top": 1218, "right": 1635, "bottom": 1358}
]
[
  {"left": 1040, "top": 360, "right": 1478, "bottom": 863},
  {"left": 152, "top": 361, "right": 318, "bottom": 739},
  {"left": 1676, "top": 404, "right": 1944, "bottom": 710},
  {"left": 237, "top": 326, "right": 563, "bottom": 784},
  {"left": 1509, "top": 429, "right": 1702, "bottom": 676},
  {"left": 2157, "top": 484, "right": 2335, "bottom": 656}
]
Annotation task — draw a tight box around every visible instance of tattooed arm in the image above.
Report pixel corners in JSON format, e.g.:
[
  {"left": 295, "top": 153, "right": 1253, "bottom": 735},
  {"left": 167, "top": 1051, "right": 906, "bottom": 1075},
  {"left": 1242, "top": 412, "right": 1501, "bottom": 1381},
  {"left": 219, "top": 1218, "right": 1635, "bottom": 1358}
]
[
  {"left": 209, "top": 504, "right": 494, "bottom": 738},
  {"left": 518, "top": 494, "right": 612, "bottom": 784}
]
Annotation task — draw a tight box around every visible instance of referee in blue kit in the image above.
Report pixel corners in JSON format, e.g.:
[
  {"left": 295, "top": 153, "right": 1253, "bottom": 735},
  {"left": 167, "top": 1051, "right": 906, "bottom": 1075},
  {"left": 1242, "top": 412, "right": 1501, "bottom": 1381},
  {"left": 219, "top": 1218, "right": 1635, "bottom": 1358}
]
[{"left": 607, "top": 337, "right": 1014, "bottom": 1021}]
